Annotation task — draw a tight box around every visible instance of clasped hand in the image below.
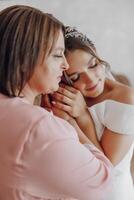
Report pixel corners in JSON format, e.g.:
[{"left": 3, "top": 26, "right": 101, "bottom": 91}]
[{"left": 51, "top": 85, "right": 87, "bottom": 118}]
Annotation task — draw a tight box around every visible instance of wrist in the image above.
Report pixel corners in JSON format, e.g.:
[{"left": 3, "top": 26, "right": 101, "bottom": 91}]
[{"left": 75, "top": 106, "right": 89, "bottom": 120}]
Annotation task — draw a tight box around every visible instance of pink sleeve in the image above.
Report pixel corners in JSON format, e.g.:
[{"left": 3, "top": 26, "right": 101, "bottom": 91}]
[{"left": 26, "top": 114, "right": 113, "bottom": 200}]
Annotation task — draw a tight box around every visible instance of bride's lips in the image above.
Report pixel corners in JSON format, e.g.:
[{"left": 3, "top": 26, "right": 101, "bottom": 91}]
[{"left": 86, "top": 80, "right": 100, "bottom": 91}]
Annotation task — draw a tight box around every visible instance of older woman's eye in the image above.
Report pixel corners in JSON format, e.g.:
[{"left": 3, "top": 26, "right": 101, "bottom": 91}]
[{"left": 53, "top": 54, "right": 63, "bottom": 58}]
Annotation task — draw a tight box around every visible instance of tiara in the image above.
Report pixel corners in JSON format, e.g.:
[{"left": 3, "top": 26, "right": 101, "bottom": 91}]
[{"left": 65, "top": 26, "right": 94, "bottom": 46}]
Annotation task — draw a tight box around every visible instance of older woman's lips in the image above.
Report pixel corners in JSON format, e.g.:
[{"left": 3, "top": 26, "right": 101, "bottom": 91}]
[{"left": 57, "top": 76, "right": 62, "bottom": 82}]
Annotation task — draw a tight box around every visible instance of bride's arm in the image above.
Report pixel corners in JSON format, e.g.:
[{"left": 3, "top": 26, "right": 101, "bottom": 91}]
[{"left": 50, "top": 85, "right": 103, "bottom": 151}]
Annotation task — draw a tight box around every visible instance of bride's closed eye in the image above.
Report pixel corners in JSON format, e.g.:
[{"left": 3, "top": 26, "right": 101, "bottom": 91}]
[
  {"left": 69, "top": 73, "right": 80, "bottom": 82},
  {"left": 88, "top": 59, "right": 100, "bottom": 69}
]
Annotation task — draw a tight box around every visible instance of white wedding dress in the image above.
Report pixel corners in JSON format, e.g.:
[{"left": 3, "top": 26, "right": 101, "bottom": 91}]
[{"left": 88, "top": 100, "right": 134, "bottom": 200}]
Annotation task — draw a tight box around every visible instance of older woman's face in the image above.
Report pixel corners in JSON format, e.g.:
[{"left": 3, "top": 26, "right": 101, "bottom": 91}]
[
  {"left": 66, "top": 49, "right": 105, "bottom": 98},
  {"left": 29, "top": 30, "right": 69, "bottom": 95}
]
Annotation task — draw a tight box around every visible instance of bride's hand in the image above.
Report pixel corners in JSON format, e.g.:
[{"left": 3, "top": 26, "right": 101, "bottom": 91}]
[{"left": 51, "top": 85, "right": 87, "bottom": 118}]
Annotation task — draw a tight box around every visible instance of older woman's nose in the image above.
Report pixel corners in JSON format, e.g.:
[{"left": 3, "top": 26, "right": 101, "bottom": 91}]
[{"left": 62, "top": 55, "right": 69, "bottom": 70}]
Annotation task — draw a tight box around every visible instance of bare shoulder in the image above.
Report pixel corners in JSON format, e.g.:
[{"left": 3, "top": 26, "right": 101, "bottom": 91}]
[{"left": 111, "top": 81, "right": 134, "bottom": 105}]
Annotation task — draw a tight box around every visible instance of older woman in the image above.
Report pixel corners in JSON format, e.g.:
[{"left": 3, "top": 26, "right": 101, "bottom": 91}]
[{"left": 0, "top": 6, "right": 112, "bottom": 200}]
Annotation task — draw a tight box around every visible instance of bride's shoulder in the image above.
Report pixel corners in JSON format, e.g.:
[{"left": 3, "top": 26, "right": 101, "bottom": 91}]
[{"left": 110, "top": 81, "right": 134, "bottom": 105}]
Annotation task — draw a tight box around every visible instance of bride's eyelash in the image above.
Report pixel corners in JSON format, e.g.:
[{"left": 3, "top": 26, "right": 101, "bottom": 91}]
[
  {"left": 70, "top": 74, "right": 80, "bottom": 82},
  {"left": 88, "top": 59, "right": 100, "bottom": 69},
  {"left": 88, "top": 63, "right": 98, "bottom": 69}
]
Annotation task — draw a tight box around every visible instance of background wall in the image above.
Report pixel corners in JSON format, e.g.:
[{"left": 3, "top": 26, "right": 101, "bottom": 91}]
[{"left": 0, "top": 0, "right": 134, "bottom": 85}]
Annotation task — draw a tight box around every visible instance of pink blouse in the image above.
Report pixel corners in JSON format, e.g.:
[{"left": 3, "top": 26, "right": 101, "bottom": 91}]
[{"left": 0, "top": 94, "right": 113, "bottom": 200}]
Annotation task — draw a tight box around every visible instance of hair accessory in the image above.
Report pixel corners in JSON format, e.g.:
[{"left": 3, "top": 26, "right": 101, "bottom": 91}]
[{"left": 65, "top": 26, "right": 94, "bottom": 46}]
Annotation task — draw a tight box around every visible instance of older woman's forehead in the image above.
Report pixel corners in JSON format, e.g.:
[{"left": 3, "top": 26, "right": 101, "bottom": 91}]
[{"left": 53, "top": 30, "right": 65, "bottom": 50}]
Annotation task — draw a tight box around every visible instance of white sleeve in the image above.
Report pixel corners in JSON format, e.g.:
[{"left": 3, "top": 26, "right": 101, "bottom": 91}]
[{"left": 104, "top": 100, "right": 134, "bottom": 135}]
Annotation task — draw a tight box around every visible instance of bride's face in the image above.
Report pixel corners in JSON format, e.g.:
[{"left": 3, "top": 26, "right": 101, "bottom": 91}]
[{"left": 66, "top": 49, "right": 106, "bottom": 98}]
